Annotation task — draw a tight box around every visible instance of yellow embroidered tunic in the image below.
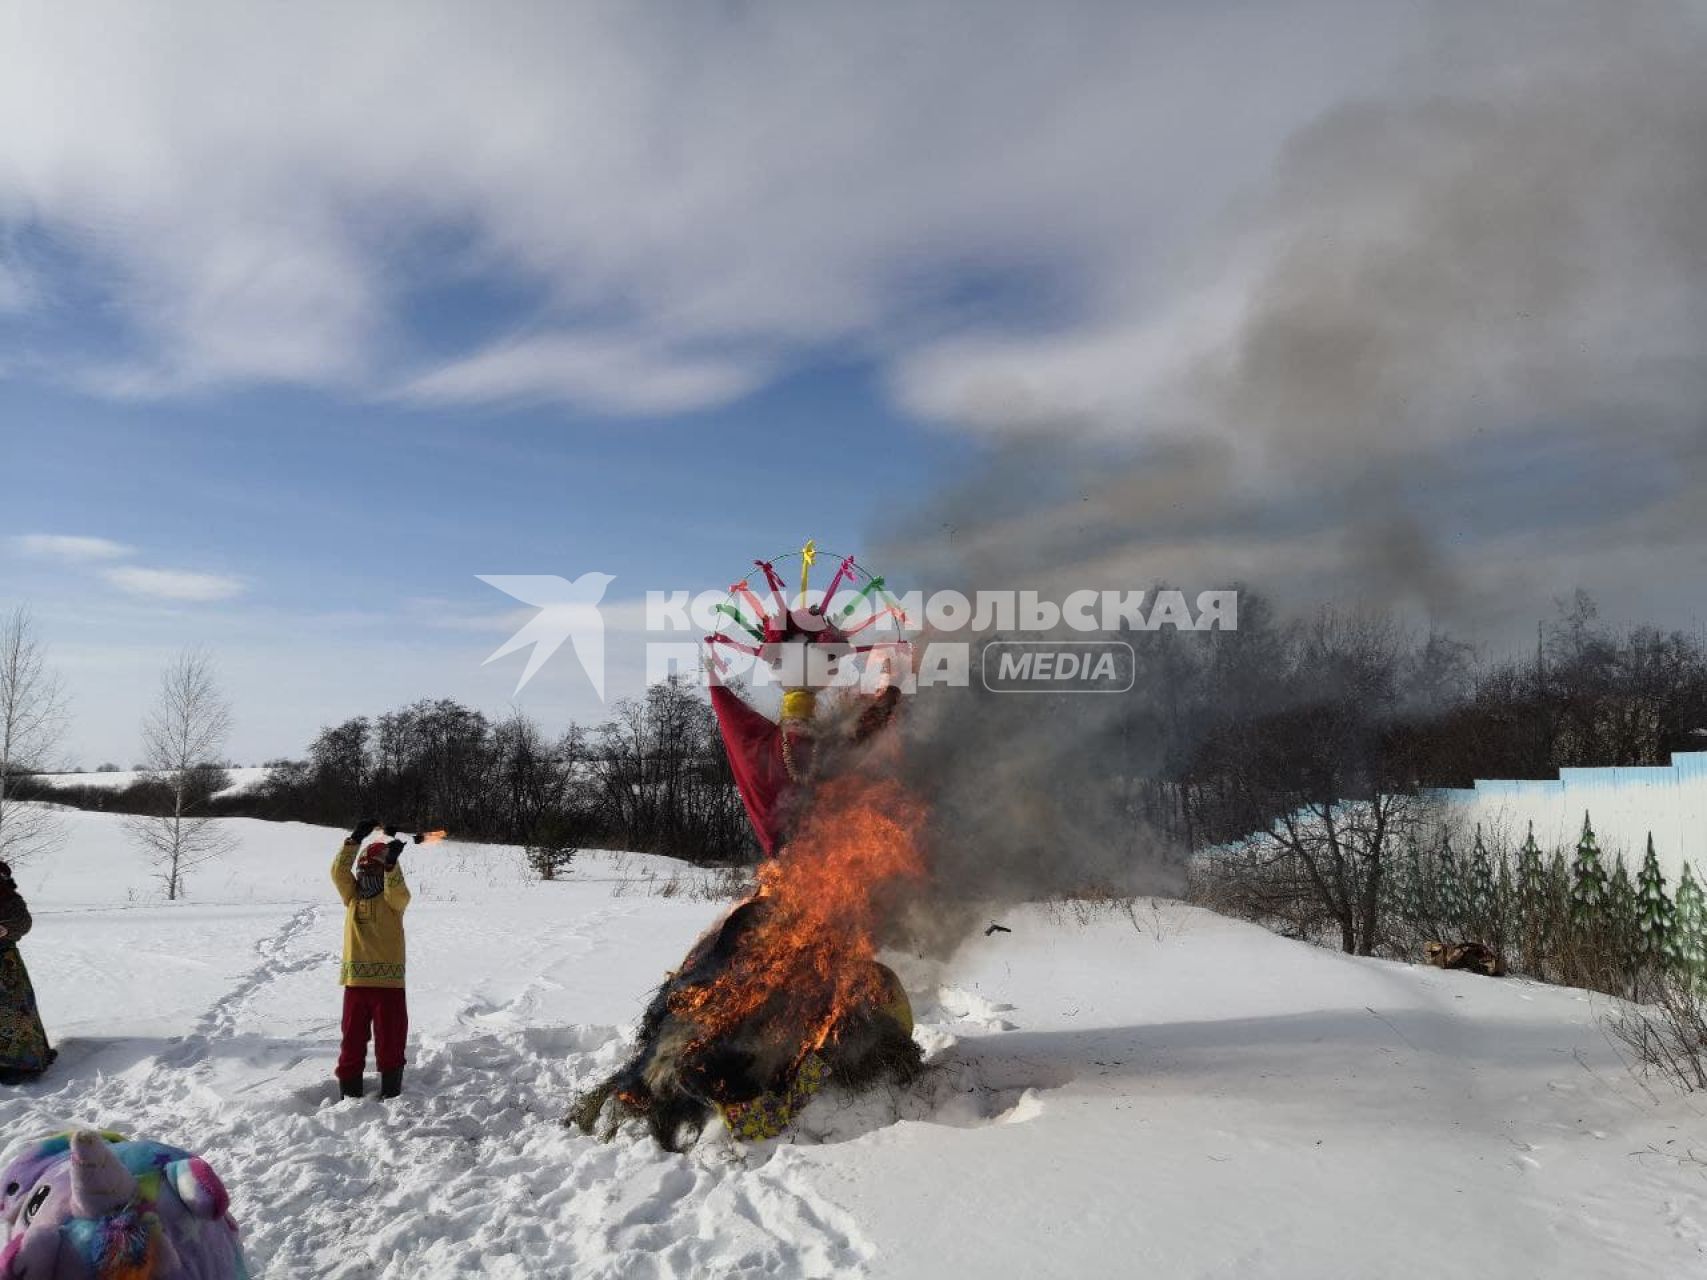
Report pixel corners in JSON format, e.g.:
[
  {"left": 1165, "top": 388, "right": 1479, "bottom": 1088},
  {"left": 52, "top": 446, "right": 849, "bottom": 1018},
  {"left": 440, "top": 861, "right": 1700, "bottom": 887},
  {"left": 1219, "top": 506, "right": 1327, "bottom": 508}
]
[{"left": 331, "top": 841, "right": 411, "bottom": 988}]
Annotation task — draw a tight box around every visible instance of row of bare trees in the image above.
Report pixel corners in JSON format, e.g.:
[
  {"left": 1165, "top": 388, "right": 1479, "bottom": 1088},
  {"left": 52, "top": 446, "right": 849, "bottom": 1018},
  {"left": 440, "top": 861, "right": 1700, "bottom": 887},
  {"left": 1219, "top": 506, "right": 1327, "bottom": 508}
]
[
  {"left": 245, "top": 675, "right": 755, "bottom": 865},
  {"left": 1, "top": 607, "right": 234, "bottom": 898}
]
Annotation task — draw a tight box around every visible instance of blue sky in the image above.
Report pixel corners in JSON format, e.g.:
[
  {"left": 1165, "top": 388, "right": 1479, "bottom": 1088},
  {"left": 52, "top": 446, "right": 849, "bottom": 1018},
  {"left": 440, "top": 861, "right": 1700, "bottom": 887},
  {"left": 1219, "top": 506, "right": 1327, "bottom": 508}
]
[
  {"left": 3, "top": 2, "right": 1704, "bottom": 764},
  {"left": 0, "top": 358, "right": 974, "bottom": 763}
]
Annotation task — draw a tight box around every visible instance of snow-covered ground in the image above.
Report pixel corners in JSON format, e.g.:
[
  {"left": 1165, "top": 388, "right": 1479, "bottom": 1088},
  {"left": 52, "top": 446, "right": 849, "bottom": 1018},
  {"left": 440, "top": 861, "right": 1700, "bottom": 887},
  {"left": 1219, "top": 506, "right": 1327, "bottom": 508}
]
[
  {"left": 2, "top": 808, "right": 1704, "bottom": 1278},
  {"left": 29, "top": 767, "right": 273, "bottom": 800}
]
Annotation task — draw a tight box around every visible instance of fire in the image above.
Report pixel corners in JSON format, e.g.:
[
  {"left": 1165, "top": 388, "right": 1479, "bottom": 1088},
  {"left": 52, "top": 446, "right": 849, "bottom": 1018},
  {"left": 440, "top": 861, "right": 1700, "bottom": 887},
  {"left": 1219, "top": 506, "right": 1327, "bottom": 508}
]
[
  {"left": 417, "top": 829, "right": 449, "bottom": 844},
  {"left": 668, "top": 772, "right": 927, "bottom": 1074}
]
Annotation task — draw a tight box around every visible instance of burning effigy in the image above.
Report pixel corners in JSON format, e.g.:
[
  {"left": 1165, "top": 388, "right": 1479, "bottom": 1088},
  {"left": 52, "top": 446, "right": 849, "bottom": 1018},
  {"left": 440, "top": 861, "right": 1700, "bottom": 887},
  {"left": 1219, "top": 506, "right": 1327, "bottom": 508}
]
[{"left": 571, "top": 543, "right": 924, "bottom": 1150}]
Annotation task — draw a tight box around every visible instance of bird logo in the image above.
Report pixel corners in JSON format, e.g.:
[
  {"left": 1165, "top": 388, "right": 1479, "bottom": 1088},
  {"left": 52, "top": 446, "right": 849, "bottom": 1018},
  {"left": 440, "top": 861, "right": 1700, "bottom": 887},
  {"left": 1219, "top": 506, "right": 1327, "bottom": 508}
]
[{"left": 477, "top": 572, "right": 616, "bottom": 698}]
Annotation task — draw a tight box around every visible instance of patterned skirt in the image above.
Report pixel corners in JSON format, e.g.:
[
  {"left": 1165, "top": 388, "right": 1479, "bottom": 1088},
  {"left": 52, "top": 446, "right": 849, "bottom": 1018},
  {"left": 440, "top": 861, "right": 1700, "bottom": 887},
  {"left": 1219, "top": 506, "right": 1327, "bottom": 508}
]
[{"left": 0, "top": 945, "right": 53, "bottom": 1079}]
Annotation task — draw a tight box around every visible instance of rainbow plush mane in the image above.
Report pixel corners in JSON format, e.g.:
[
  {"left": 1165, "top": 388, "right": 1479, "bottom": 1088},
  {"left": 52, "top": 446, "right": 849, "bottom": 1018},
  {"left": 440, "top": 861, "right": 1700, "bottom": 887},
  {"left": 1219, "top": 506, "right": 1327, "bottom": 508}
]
[{"left": 0, "top": 1130, "right": 247, "bottom": 1279}]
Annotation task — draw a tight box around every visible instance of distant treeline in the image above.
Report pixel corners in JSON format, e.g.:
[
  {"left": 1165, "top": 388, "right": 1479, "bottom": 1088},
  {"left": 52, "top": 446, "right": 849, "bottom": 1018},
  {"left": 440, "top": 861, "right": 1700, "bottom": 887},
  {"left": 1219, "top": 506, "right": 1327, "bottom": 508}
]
[
  {"left": 27, "top": 591, "right": 1707, "bottom": 876},
  {"left": 1135, "top": 588, "right": 1707, "bottom": 957},
  {"left": 1106, "top": 588, "right": 1707, "bottom": 853},
  {"left": 28, "top": 677, "right": 758, "bottom": 867}
]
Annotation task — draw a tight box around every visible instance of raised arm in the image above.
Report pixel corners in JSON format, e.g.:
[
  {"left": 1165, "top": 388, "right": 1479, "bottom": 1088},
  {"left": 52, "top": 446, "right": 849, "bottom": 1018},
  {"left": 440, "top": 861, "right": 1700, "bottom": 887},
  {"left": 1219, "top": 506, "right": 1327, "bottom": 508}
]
[
  {"left": 379, "top": 837, "right": 412, "bottom": 912},
  {"left": 331, "top": 842, "right": 358, "bottom": 907},
  {"left": 332, "top": 819, "right": 378, "bottom": 907}
]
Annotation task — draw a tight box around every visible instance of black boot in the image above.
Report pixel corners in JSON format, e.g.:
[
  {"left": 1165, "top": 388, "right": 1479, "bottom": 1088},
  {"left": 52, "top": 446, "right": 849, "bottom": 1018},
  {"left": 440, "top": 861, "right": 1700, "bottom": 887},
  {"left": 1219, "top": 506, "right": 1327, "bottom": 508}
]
[
  {"left": 338, "top": 1076, "right": 364, "bottom": 1100},
  {"left": 379, "top": 1068, "right": 403, "bottom": 1099}
]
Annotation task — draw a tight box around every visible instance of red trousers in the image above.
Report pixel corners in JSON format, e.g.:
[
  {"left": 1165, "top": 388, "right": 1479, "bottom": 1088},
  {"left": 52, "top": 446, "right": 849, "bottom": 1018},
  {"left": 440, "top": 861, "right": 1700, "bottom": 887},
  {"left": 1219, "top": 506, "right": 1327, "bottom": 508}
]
[{"left": 336, "top": 986, "right": 408, "bottom": 1078}]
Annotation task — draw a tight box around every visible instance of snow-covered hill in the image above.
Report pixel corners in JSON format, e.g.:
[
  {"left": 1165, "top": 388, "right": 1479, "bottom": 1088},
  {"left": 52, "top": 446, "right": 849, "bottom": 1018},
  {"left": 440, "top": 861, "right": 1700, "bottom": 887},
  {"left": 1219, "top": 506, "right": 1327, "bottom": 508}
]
[{"left": 2, "top": 809, "right": 1703, "bottom": 1277}]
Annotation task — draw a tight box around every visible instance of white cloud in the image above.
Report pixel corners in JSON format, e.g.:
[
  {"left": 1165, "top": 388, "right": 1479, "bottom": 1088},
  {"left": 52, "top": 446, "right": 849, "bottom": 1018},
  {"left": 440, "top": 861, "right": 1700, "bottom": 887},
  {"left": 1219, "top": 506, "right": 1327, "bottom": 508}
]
[
  {"left": 399, "top": 331, "right": 767, "bottom": 415},
  {"left": 898, "top": 7, "right": 1707, "bottom": 470},
  {"left": 101, "top": 567, "right": 247, "bottom": 602},
  {"left": 11, "top": 534, "right": 136, "bottom": 562},
  {"left": 0, "top": 1, "right": 1407, "bottom": 412}
]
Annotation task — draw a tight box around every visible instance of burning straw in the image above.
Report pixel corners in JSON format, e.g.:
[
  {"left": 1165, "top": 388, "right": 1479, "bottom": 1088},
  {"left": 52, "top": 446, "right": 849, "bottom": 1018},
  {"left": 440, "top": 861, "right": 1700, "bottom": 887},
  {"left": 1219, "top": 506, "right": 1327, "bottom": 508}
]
[
  {"left": 670, "top": 774, "right": 926, "bottom": 1066},
  {"left": 572, "top": 757, "right": 928, "bottom": 1149}
]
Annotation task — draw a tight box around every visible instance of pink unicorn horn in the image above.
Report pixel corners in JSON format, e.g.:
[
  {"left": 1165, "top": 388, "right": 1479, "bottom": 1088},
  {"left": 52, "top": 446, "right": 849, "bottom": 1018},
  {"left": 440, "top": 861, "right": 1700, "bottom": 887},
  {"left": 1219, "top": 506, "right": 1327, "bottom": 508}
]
[{"left": 68, "top": 1130, "right": 137, "bottom": 1218}]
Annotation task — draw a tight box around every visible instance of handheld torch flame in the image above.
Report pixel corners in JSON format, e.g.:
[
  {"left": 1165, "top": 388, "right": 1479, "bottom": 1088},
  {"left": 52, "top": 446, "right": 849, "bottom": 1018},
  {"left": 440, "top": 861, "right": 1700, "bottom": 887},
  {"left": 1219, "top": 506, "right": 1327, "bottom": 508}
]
[{"left": 417, "top": 829, "right": 449, "bottom": 845}]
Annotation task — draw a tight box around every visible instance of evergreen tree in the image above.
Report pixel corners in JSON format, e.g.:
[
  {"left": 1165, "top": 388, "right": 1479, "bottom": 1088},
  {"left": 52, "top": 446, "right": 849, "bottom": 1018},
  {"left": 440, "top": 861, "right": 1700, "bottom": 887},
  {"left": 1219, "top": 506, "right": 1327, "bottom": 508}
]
[
  {"left": 1517, "top": 823, "right": 1547, "bottom": 925},
  {"left": 1515, "top": 823, "right": 1549, "bottom": 973},
  {"left": 1672, "top": 862, "right": 1707, "bottom": 984},
  {"left": 1495, "top": 845, "right": 1515, "bottom": 954},
  {"left": 1634, "top": 835, "right": 1675, "bottom": 964},
  {"left": 1400, "top": 829, "right": 1427, "bottom": 926},
  {"left": 1607, "top": 855, "right": 1638, "bottom": 984},
  {"left": 1378, "top": 827, "right": 1408, "bottom": 923},
  {"left": 1468, "top": 825, "right": 1497, "bottom": 939},
  {"left": 1434, "top": 834, "right": 1466, "bottom": 936},
  {"left": 1570, "top": 812, "right": 1608, "bottom": 925},
  {"left": 1546, "top": 848, "right": 1572, "bottom": 956}
]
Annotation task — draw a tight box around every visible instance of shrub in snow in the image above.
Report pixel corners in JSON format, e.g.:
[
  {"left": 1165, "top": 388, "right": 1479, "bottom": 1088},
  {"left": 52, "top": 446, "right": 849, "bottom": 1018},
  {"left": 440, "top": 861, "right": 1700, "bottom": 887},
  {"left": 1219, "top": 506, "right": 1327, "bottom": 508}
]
[
  {"left": 526, "top": 813, "right": 580, "bottom": 881},
  {"left": 1606, "top": 966, "right": 1707, "bottom": 1094}
]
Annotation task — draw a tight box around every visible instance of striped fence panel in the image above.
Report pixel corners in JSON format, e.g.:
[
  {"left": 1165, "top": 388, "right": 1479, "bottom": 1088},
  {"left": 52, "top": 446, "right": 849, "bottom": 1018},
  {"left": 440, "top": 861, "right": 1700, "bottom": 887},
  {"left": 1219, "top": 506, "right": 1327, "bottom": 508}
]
[{"left": 1433, "top": 751, "right": 1707, "bottom": 885}]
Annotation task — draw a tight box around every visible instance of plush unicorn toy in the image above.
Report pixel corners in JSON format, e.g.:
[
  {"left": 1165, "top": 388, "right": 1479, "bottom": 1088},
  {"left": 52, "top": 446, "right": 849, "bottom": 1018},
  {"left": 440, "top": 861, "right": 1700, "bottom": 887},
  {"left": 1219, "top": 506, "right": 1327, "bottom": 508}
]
[{"left": 0, "top": 1130, "right": 248, "bottom": 1279}]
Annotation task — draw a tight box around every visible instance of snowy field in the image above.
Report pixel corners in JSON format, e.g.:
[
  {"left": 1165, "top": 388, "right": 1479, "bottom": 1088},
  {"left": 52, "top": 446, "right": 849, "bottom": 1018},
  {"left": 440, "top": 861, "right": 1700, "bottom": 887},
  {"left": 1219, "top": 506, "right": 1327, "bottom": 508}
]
[{"left": 2, "top": 807, "right": 1705, "bottom": 1278}]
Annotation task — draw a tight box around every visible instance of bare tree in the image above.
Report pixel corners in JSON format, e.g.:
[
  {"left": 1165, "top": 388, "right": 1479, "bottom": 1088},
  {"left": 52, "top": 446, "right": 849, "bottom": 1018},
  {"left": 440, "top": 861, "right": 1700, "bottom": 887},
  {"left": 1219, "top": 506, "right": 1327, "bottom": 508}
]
[
  {"left": 126, "top": 647, "right": 233, "bottom": 899},
  {"left": 1185, "top": 608, "right": 1446, "bottom": 954},
  {"left": 0, "top": 608, "right": 68, "bottom": 866}
]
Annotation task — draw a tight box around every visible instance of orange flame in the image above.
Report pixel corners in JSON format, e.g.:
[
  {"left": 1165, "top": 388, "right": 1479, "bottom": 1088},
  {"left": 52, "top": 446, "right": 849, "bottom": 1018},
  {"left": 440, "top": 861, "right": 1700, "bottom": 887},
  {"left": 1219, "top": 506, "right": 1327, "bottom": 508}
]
[
  {"left": 418, "top": 829, "right": 449, "bottom": 844},
  {"left": 669, "top": 772, "right": 926, "bottom": 1065}
]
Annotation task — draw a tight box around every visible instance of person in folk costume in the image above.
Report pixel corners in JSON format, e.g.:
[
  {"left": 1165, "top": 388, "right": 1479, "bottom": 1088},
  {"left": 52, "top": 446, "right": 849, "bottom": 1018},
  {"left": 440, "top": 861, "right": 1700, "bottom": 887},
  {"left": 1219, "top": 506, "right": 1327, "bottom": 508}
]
[
  {"left": 331, "top": 820, "right": 412, "bottom": 1099},
  {"left": 0, "top": 860, "right": 55, "bottom": 1084}
]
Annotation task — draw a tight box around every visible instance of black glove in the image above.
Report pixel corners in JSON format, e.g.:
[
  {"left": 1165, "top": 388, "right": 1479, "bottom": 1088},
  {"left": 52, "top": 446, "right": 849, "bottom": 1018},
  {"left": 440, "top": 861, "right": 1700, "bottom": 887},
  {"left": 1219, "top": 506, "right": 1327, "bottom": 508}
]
[
  {"left": 350, "top": 819, "right": 379, "bottom": 844},
  {"left": 385, "top": 839, "right": 406, "bottom": 868},
  {"left": 412, "top": 832, "right": 428, "bottom": 845}
]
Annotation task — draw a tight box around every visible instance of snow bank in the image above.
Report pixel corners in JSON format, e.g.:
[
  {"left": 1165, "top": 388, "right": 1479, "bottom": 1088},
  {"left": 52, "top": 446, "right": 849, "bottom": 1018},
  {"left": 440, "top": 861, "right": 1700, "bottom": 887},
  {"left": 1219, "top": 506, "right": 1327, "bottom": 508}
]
[{"left": 0, "top": 809, "right": 1702, "bottom": 1277}]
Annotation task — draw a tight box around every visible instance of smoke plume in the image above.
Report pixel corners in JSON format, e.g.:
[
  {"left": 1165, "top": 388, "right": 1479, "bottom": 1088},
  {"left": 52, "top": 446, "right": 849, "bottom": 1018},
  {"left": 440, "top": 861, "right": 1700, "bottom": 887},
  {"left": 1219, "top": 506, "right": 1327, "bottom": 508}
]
[{"left": 865, "top": 0, "right": 1707, "bottom": 956}]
